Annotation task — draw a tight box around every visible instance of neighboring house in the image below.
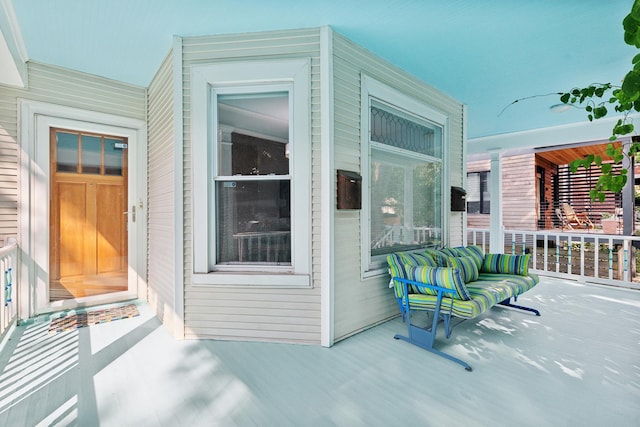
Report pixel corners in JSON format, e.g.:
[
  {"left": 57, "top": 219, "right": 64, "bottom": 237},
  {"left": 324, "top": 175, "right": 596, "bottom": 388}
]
[
  {"left": 467, "top": 139, "right": 634, "bottom": 235},
  {"left": 0, "top": 27, "right": 465, "bottom": 347}
]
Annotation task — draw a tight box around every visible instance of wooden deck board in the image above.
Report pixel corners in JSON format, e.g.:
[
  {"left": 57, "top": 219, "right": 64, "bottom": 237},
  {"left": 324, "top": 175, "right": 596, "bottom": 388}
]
[{"left": 0, "top": 277, "right": 639, "bottom": 426}]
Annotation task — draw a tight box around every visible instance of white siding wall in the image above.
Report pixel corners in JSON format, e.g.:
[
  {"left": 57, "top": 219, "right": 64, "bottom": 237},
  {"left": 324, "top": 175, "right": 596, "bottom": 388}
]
[
  {"left": 147, "top": 51, "right": 180, "bottom": 335},
  {"left": 0, "top": 62, "right": 145, "bottom": 245},
  {"left": 181, "top": 29, "right": 322, "bottom": 344},
  {"left": 331, "top": 32, "right": 465, "bottom": 341},
  {"left": 502, "top": 154, "right": 537, "bottom": 231}
]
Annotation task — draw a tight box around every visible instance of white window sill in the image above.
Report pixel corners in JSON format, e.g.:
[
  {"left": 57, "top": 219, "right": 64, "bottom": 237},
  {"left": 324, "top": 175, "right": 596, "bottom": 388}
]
[
  {"left": 192, "top": 272, "right": 311, "bottom": 288},
  {"left": 363, "top": 267, "right": 387, "bottom": 279}
]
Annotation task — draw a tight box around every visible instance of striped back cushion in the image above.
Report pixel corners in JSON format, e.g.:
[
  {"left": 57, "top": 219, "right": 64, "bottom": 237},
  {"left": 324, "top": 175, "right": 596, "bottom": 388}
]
[
  {"left": 387, "top": 253, "right": 411, "bottom": 298},
  {"left": 397, "top": 251, "right": 437, "bottom": 268},
  {"left": 407, "top": 266, "right": 471, "bottom": 301},
  {"left": 454, "top": 245, "right": 484, "bottom": 270},
  {"left": 422, "top": 249, "right": 449, "bottom": 267},
  {"left": 387, "top": 252, "right": 437, "bottom": 297},
  {"left": 446, "top": 255, "right": 479, "bottom": 283},
  {"left": 481, "top": 253, "right": 531, "bottom": 276}
]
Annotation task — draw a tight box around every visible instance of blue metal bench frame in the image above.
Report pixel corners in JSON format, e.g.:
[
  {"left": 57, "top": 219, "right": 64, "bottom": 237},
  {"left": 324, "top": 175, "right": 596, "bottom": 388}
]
[{"left": 392, "top": 276, "right": 540, "bottom": 372}]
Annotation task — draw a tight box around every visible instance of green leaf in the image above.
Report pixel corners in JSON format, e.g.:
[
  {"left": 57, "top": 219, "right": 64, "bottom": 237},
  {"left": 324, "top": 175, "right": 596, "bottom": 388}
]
[
  {"left": 569, "top": 159, "right": 584, "bottom": 172},
  {"left": 560, "top": 93, "right": 570, "bottom": 103},
  {"left": 593, "top": 105, "right": 608, "bottom": 119},
  {"left": 602, "top": 163, "right": 612, "bottom": 174}
]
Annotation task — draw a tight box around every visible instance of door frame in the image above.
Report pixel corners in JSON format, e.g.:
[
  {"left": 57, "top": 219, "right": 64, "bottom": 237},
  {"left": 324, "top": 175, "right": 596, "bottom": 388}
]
[{"left": 19, "top": 100, "right": 147, "bottom": 318}]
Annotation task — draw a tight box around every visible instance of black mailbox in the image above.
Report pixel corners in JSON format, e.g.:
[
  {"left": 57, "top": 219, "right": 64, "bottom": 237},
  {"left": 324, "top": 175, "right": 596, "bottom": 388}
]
[
  {"left": 451, "top": 186, "right": 466, "bottom": 212},
  {"left": 337, "top": 170, "right": 362, "bottom": 210}
]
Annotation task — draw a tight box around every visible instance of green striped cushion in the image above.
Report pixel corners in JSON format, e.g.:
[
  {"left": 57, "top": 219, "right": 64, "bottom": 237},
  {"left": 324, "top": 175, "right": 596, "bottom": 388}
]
[
  {"left": 476, "top": 272, "right": 539, "bottom": 294},
  {"left": 481, "top": 253, "right": 530, "bottom": 276},
  {"left": 446, "top": 255, "right": 479, "bottom": 283},
  {"left": 422, "top": 249, "right": 449, "bottom": 267},
  {"left": 397, "top": 251, "right": 437, "bottom": 268},
  {"left": 407, "top": 266, "right": 471, "bottom": 301},
  {"left": 387, "top": 251, "right": 438, "bottom": 297},
  {"left": 404, "top": 273, "right": 540, "bottom": 319},
  {"left": 387, "top": 253, "right": 412, "bottom": 298},
  {"left": 453, "top": 245, "right": 484, "bottom": 270}
]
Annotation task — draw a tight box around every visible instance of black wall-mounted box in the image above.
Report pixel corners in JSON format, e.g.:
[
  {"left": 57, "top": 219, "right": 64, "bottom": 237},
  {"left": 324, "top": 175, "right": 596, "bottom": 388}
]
[
  {"left": 451, "top": 186, "right": 466, "bottom": 212},
  {"left": 337, "top": 170, "right": 362, "bottom": 210}
]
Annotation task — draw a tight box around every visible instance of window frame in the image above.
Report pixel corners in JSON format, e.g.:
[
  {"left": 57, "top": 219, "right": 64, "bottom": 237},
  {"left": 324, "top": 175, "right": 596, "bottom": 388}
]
[
  {"left": 360, "top": 76, "right": 449, "bottom": 276},
  {"left": 467, "top": 171, "right": 491, "bottom": 214},
  {"left": 191, "top": 59, "right": 311, "bottom": 287}
]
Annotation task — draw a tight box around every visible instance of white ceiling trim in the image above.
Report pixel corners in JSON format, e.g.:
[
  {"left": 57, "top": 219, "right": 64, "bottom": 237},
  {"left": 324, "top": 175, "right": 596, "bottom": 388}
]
[
  {"left": 0, "top": 0, "right": 28, "bottom": 87},
  {"left": 467, "top": 113, "right": 640, "bottom": 156}
]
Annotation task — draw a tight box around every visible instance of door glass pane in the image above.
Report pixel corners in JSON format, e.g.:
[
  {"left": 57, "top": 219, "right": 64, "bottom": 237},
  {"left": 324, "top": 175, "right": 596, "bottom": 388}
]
[
  {"left": 104, "top": 138, "right": 124, "bottom": 176},
  {"left": 216, "top": 180, "right": 291, "bottom": 264},
  {"left": 81, "top": 135, "right": 102, "bottom": 174},
  {"left": 56, "top": 132, "right": 78, "bottom": 172}
]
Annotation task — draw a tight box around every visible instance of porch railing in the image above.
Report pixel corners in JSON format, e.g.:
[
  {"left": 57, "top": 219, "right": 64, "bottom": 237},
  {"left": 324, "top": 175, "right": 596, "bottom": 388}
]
[
  {"left": 0, "top": 238, "right": 18, "bottom": 340},
  {"left": 466, "top": 228, "right": 640, "bottom": 289}
]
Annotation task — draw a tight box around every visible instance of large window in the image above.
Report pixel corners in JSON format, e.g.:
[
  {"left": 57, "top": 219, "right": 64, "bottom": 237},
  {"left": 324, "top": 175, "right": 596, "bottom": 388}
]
[
  {"left": 362, "top": 77, "right": 446, "bottom": 272},
  {"left": 215, "top": 92, "right": 291, "bottom": 266},
  {"left": 467, "top": 171, "right": 490, "bottom": 214},
  {"left": 191, "top": 59, "right": 310, "bottom": 286}
]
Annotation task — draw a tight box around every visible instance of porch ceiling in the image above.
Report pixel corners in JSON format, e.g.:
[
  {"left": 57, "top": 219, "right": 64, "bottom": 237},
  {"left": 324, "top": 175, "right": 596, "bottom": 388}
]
[
  {"left": 535, "top": 141, "right": 622, "bottom": 166},
  {"left": 2, "top": 0, "right": 635, "bottom": 139}
]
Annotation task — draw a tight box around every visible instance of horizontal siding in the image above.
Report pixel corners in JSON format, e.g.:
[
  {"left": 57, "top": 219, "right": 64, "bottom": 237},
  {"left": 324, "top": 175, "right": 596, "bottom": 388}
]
[
  {"left": 331, "top": 31, "right": 465, "bottom": 341},
  {"left": 0, "top": 61, "right": 145, "bottom": 245},
  {"left": 147, "top": 50, "right": 177, "bottom": 333},
  {"left": 181, "top": 28, "right": 323, "bottom": 344},
  {"left": 502, "top": 154, "right": 537, "bottom": 230}
]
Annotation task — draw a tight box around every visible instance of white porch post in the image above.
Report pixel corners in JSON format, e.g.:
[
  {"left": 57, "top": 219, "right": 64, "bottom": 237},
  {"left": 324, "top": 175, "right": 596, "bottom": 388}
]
[
  {"left": 621, "top": 137, "right": 634, "bottom": 235},
  {"left": 489, "top": 151, "right": 504, "bottom": 253}
]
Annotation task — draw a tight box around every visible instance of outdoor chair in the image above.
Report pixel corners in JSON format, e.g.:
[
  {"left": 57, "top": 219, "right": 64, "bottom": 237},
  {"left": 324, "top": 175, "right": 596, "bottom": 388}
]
[
  {"left": 556, "top": 207, "right": 570, "bottom": 230},
  {"left": 562, "top": 203, "right": 594, "bottom": 229}
]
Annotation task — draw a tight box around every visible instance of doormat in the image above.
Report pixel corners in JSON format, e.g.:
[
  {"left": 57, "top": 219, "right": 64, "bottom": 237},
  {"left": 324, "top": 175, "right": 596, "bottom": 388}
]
[{"left": 48, "top": 304, "right": 140, "bottom": 334}]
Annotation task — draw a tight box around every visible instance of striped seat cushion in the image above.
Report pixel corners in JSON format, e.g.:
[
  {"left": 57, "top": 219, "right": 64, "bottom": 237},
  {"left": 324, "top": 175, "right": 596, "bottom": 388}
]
[
  {"left": 405, "top": 273, "right": 539, "bottom": 319},
  {"left": 475, "top": 272, "right": 539, "bottom": 294}
]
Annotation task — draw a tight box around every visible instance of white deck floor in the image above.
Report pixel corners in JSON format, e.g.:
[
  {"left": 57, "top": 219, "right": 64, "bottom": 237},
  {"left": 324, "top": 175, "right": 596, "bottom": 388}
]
[{"left": 0, "top": 277, "right": 639, "bottom": 427}]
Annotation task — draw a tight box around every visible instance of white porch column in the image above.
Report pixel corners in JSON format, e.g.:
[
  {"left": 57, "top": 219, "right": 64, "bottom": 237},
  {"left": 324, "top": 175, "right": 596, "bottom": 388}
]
[
  {"left": 489, "top": 151, "right": 504, "bottom": 253},
  {"left": 621, "top": 137, "right": 634, "bottom": 235}
]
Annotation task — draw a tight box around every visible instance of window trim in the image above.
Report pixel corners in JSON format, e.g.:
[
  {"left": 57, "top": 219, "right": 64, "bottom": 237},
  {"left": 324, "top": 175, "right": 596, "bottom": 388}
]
[
  {"left": 360, "top": 75, "right": 449, "bottom": 276},
  {"left": 467, "top": 171, "right": 491, "bottom": 214},
  {"left": 191, "top": 59, "right": 311, "bottom": 287}
]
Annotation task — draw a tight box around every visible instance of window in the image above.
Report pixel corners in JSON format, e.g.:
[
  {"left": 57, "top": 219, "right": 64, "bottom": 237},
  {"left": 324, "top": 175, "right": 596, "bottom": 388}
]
[
  {"left": 467, "top": 171, "right": 490, "bottom": 214},
  {"left": 362, "top": 77, "right": 446, "bottom": 273},
  {"left": 215, "top": 92, "right": 291, "bottom": 265},
  {"left": 191, "top": 59, "right": 310, "bottom": 286}
]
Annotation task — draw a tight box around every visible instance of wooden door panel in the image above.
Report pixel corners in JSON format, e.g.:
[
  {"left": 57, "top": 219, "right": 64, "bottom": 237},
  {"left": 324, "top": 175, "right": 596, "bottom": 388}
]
[
  {"left": 57, "top": 181, "right": 88, "bottom": 278},
  {"left": 96, "top": 182, "right": 126, "bottom": 274}
]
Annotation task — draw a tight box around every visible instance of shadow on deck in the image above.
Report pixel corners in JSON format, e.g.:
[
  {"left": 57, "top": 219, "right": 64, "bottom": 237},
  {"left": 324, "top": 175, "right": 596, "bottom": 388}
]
[{"left": 1, "top": 277, "right": 639, "bottom": 426}]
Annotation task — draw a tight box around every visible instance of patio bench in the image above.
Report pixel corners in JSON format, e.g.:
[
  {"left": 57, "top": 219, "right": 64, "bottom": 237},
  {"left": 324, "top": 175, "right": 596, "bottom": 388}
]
[{"left": 387, "top": 246, "right": 540, "bottom": 371}]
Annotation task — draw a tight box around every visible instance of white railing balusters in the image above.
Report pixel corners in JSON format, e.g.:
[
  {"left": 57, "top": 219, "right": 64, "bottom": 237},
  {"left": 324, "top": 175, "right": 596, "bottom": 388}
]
[
  {"left": 0, "top": 238, "right": 18, "bottom": 339},
  {"left": 467, "top": 228, "right": 639, "bottom": 289}
]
